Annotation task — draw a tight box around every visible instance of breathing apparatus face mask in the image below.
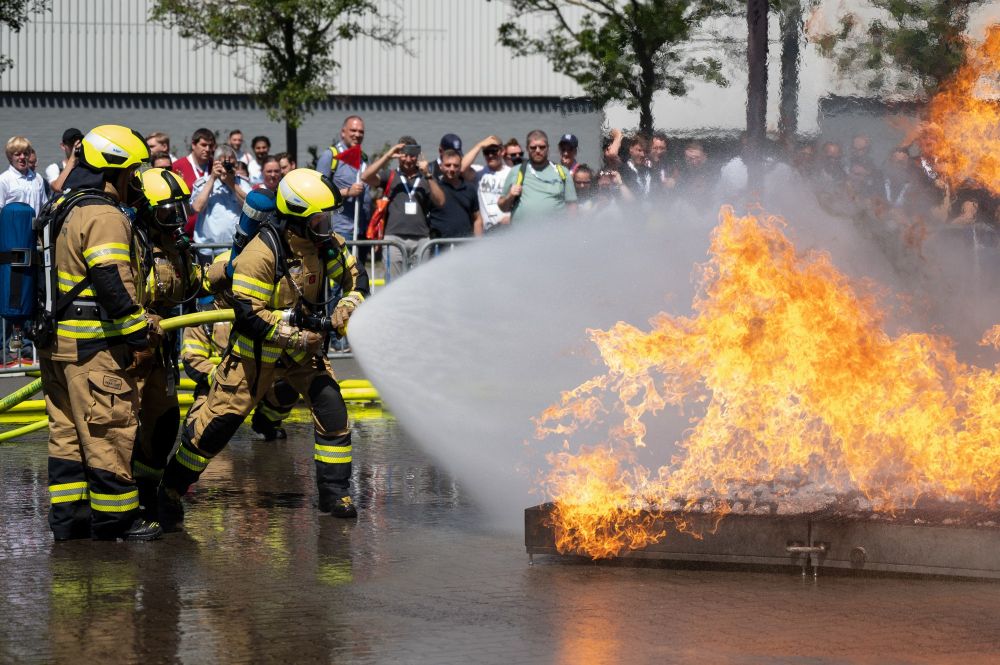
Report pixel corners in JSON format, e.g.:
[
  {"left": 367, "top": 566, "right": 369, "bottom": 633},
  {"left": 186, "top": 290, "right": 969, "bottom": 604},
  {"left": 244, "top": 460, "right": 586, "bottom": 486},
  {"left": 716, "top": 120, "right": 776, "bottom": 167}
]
[
  {"left": 152, "top": 200, "right": 192, "bottom": 232},
  {"left": 290, "top": 211, "right": 333, "bottom": 246},
  {"left": 308, "top": 211, "right": 332, "bottom": 238}
]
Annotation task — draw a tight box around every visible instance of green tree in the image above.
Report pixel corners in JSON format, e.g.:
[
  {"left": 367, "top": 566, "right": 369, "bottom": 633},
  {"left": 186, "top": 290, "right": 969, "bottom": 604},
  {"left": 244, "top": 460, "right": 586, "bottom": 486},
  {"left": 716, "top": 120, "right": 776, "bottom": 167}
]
[
  {"left": 0, "top": 0, "right": 49, "bottom": 73},
  {"left": 497, "top": 0, "right": 728, "bottom": 134},
  {"left": 814, "top": 0, "right": 990, "bottom": 97},
  {"left": 150, "top": 0, "right": 399, "bottom": 160}
]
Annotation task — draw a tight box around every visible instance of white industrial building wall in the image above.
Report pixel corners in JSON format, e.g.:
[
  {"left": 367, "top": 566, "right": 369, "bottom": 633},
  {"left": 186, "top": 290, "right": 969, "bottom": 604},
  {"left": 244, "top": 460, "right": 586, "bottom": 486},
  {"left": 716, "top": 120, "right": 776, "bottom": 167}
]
[{"left": 0, "top": 0, "right": 584, "bottom": 97}]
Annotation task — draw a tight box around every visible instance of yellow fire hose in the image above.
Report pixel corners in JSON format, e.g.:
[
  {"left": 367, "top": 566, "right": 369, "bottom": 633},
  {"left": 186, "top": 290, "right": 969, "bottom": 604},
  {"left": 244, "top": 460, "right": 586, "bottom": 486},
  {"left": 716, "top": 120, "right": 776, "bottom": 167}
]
[
  {"left": 159, "top": 308, "right": 235, "bottom": 331},
  {"left": 0, "top": 309, "right": 380, "bottom": 437},
  {"left": 0, "top": 417, "right": 47, "bottom": 443},
  {"left": 0, "top": 378, "right": 42, "bottom": 414}
]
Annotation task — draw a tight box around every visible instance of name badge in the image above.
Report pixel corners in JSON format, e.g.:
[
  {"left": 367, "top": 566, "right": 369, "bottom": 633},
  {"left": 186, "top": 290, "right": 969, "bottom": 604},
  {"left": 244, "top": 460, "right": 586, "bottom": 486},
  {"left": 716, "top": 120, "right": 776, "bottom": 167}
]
[{"left": 404, "top": 201, "right": 418, "bottom": 215}]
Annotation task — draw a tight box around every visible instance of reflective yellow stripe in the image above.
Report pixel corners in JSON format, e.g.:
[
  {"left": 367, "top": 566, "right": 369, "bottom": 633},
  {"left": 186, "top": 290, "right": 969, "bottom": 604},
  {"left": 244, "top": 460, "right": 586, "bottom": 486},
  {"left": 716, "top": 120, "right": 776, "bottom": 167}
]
[
  {"left": 315, "top": 444, "right": 350, "bottom": 453},
  {"left": 314, "top": 442, "right": 351, "bottom": 464},
  {"left": 314, "top": 453, "right": 352, "bottom": 464},
  {"left": 83, "top": 242, "right": 131, "bottom": 267},
  {"left": 183, "top": 339, "right": 210, "bottom": 350},
  {"left": 89, "top": 489, "right": 139, "bottom": 513},
  {"left": 231, "top": 276, "right": 274, "bottom": 300},
  {"left": 114, "top": 312, "right": 147, "bottom": 336},
  {"left": 182, "top": 342, "right": 211, "bottom": 357},
  {"left": 232, "top": 334, "right": 282, "bottom": 362},
  {"left": 57, "top": 271, "right": 96, "bottom": 296},
  {"left": 49, "top": 481, "right": 89, "bottom": 504},
  {"left": 257, "top": 402, "right": 289, "bottom": 420},
  {"left": 132, "top": 460, "right": 162, "bottom": 480},
  {"left": 57, "top": 311, "right": 147, "bottom": 339},
  {"left": 175, "top": 446, "right": 210, "bottom": 473}
]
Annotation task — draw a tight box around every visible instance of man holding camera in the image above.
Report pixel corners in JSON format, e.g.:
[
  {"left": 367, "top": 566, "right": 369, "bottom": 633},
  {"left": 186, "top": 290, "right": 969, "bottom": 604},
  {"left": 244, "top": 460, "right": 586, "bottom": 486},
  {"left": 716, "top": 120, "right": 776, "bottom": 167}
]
[
  {"left": 361, "top": 136, "right": 445, "bottom": 279},
  {"left": 190, "top": 145, "right": 250, "bottom": 263}
]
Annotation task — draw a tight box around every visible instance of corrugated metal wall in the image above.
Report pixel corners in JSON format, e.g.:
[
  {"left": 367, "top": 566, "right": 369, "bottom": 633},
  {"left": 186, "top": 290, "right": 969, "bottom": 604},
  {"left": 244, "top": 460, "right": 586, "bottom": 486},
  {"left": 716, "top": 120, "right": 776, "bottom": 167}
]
[{"left": 0, "top": 0, "right": 583, "bottom": 97}]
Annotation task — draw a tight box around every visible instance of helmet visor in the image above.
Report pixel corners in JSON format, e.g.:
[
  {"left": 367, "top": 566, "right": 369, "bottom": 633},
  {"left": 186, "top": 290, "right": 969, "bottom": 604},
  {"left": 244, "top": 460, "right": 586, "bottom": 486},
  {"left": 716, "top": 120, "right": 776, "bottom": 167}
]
[
  {"left": 153, "top": 201, "right": 191, "bottom": 230},
  {"left": 305, "top": 211, "right": 334, "bottom": 243}
]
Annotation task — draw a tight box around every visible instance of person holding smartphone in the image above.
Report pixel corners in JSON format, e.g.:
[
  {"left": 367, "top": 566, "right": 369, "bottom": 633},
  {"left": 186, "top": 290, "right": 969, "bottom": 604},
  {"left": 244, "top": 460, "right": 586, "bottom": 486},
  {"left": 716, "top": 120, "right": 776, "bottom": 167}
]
[
  {"left": 361, "top": 136, "right": 445, "bottom": 279},
  {"left": 190, "top": 144, "right": 250, "bottom": 264},
  {"left": 462, "top": 135, "right": 511, "bottom": 233}
]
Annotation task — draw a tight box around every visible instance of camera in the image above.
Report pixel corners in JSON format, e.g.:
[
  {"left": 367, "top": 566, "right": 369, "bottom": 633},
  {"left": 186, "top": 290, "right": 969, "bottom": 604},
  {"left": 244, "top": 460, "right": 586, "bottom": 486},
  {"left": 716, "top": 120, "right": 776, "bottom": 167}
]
[
  {"left": 402, "top": 144, "right": 421, "bottom": 157},
  {"left": 223, "top": 161, "right": 235, "bottom": 174}
]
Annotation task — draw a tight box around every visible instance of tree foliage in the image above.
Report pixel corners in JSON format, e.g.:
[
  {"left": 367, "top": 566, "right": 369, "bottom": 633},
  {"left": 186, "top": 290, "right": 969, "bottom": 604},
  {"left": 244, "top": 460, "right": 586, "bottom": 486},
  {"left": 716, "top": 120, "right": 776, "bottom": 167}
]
[
  {"left": 814, "top": 0, "right": 990, "bottom": 97},
  {"left": 0, "top": 0, "right": 49, "bottom": 73},
  {"left": 150, "top": 0, "right": 399, "bottom": 155},
  {"left": 498, "top": 0, "right": 729, "bottom": 133}
]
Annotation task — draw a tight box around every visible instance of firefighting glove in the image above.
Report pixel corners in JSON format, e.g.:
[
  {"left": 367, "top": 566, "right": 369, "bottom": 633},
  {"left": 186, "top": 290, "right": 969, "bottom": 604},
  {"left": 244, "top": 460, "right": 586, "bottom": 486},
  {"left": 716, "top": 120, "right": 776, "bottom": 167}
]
[
  {"left": 291, "top": 330, "right": 325, "bottom": 355},
  {"left": 331, "top": 294, "right": 362, "bottom": 334},
  {"left": 128, "top": 347, "right": 156, "bottom": 378},
  {"left": 146, "top": 314, "right": 164, "bottom": 348},
  {"left": 274, "top": 321, "right": 298, "bottom": 349},
  {"left": 274, "top": 322, "right": 324, "bottom": 355}
]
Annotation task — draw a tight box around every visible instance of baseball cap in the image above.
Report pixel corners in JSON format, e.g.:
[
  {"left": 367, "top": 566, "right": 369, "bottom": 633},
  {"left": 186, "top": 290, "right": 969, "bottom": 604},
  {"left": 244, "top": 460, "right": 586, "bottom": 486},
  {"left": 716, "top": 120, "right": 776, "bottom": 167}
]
[
  {"left": 62, "top": 127, "right": 84, "bottom": 145},
  {"left": 558, "top": 134, "right": 579, "bottom": 149},
  {"left": 439, "top": 133, "right": 462, "bottom": 153}
]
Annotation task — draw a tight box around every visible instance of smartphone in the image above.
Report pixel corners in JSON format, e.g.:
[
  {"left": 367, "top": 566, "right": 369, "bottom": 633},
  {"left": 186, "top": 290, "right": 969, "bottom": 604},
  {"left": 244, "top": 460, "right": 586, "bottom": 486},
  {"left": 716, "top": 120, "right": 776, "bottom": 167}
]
[{"left": 402, "top": 144, "right": 421, "bottom": 157}]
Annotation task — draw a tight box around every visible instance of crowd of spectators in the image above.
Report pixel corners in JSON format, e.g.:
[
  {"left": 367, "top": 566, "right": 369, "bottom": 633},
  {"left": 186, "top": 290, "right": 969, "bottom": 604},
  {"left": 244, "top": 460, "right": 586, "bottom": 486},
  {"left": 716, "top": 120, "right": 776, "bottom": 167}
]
[
  {"left": 5, "top": 117, "right": 1000, "bottom": 367},
  {"left": 3, "top": 119, "right": 999, "bottom": 285}
]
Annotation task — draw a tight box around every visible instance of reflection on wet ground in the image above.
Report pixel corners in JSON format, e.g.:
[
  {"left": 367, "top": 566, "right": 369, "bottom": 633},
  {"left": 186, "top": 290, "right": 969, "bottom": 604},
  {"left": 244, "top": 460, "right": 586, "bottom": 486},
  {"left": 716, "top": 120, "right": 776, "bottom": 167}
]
[{"left": 3, "top": 412, "right": 1000, "bottom": 664}]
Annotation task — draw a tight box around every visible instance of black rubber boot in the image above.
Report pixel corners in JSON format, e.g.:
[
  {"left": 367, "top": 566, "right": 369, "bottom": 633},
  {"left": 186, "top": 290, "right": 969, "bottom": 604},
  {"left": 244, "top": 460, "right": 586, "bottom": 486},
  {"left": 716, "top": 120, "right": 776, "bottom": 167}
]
[
  {"left": 320, "top": 495, "right": 357, "bottom": 519},
  {"left": 157, "top": 486, "right": 185, "bottom": 533},
  {"left": 251, "top": 412, "right": 286, "bottom": 441},
  {"left": 121, "top": 518, "right": 163, "bottom": 541}
]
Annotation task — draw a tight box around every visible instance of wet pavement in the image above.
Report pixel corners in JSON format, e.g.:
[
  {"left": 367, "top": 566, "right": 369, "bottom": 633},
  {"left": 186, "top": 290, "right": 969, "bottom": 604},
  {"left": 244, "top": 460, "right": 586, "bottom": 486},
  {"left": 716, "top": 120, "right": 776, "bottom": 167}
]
[{"left": 3, "top": 411, "right": 1000, "bottom": 664}]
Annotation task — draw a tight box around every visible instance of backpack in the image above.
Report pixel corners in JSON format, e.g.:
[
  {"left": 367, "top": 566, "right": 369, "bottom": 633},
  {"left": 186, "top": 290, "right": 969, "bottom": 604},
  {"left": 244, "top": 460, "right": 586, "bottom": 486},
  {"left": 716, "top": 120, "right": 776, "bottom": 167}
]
[
  {"left": 514, "top": 161, "right": 567, "bottom": 187},
  {"left": 365, "top": 170, "right": 397, "bottom": 241},
  {"left": 511, "top": 162, "right": 567, "bottom": 214}
]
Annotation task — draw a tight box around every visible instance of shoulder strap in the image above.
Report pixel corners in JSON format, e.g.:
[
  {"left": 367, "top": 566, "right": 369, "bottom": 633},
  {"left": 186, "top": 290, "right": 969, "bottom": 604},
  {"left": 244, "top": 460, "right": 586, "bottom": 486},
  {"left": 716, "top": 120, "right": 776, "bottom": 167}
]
[
  {"left": 554, "top": 164, "right": 566, "bottom": 181},
  {"left": 258, "top": 224, "right": 292, "bottom": 282},
  {"left": 52, "top": 276, "right": 91, "bottom": 316},
  {"left": 382, "top": 169, "right": 396, "bottom": 199}
]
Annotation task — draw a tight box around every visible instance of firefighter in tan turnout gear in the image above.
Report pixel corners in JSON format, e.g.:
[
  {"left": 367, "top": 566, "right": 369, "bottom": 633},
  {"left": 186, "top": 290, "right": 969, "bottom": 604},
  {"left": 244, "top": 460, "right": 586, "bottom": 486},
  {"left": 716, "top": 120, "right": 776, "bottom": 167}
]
[
  {"left": 158, "top": 168, "right": 369, "bottom": 526},
  {"left": 183, "top": 251, "right": 300, "bottom": 438},
  {"left": 40, "top": 124, "right": 162, "bottom": 541},
  {"left": 130, "top": 167, "right": 201, "bottom": 520}
]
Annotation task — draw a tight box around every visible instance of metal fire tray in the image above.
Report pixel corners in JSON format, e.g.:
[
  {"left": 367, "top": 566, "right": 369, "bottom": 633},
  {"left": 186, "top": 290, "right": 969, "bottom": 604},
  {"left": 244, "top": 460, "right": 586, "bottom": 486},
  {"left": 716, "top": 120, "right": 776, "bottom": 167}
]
[{"left": 524, "top": 502, "right": 1000, "bottom": 579}]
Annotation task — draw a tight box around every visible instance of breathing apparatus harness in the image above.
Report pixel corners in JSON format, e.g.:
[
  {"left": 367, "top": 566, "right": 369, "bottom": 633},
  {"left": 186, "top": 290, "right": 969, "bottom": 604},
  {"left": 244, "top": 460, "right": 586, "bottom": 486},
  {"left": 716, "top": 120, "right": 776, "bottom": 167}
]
[{"left": 24, "top": 188, "right": 120, "bottom": 349}]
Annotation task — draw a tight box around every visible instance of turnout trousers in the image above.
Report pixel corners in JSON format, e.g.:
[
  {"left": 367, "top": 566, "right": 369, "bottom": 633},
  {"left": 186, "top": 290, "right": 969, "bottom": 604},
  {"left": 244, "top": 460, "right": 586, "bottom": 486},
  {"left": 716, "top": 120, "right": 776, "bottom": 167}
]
[
  {"left": 161, "top": 351, "right": 352, "bottom": 508},
  {"left": 43, "top": 345, "right": 141, "bottom": 540},
  {"left": 131, "top": 349, "right": 181, "bottom": 517}
]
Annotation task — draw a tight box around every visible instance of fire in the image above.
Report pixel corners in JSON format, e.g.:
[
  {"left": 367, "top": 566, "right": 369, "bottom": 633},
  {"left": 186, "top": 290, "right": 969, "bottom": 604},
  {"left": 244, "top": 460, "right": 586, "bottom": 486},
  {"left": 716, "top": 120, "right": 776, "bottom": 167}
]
[
  {"left": 923, "top": 25, "right": 1000, "bottom": 196},
  {"left": 536, "top": 208, "right": 1000, "bottom": 558}
]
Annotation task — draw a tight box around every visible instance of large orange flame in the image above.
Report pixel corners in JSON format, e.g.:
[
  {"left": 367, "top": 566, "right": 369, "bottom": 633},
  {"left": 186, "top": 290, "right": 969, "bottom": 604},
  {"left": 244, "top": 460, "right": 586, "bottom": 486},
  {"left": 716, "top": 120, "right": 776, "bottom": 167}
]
[
  {"left": 537, "top": 208, "right": 1000, "bottom": 558},
  {"left": 923, "top": 25, "right": 1000, "bottom": 196}
]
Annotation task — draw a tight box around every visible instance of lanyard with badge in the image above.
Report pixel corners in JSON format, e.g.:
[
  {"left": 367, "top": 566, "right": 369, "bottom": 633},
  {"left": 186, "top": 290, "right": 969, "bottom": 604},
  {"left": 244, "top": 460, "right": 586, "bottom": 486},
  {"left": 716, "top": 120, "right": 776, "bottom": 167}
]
[{"left": 400, "top": 169, "right": 421, "bottom": 215}]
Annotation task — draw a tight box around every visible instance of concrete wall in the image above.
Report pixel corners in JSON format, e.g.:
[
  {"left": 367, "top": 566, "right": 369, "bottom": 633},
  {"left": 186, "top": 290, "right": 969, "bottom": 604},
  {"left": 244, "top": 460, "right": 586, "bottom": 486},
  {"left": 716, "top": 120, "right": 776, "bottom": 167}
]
[{"left": 2, "top": 93, "right": 603, "bottom": 172}]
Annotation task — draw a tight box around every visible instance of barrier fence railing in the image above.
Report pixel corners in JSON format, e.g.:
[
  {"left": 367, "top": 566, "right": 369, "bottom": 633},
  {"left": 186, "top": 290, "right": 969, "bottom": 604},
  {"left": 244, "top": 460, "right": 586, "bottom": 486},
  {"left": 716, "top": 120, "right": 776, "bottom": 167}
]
[{"left": 0, "top": 235, "right": 473, "bottom": 368}]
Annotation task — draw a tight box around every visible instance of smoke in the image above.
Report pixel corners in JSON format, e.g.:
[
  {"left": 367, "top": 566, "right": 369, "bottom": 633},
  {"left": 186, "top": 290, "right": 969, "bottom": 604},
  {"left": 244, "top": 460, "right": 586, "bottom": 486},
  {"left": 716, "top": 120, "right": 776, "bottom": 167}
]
[{"left": 350, "top": 160, "right": 1000, "bottom": 530}]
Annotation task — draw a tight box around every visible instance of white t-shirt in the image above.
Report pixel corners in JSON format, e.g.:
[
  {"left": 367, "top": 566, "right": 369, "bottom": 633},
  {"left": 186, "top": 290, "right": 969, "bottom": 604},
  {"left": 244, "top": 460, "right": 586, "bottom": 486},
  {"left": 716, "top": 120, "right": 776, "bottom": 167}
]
[
  {"left": 44, "top": 161, "right": 65, "bottom": 183},
  {"left": 0, "top": 165, "right": 48, "bottom": 214},
  {"left": 475, "top": 165, "right": 511, "bottom": 231},
  {"left": 247, "top": 158, "right": 263, "bottom": 186}
]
